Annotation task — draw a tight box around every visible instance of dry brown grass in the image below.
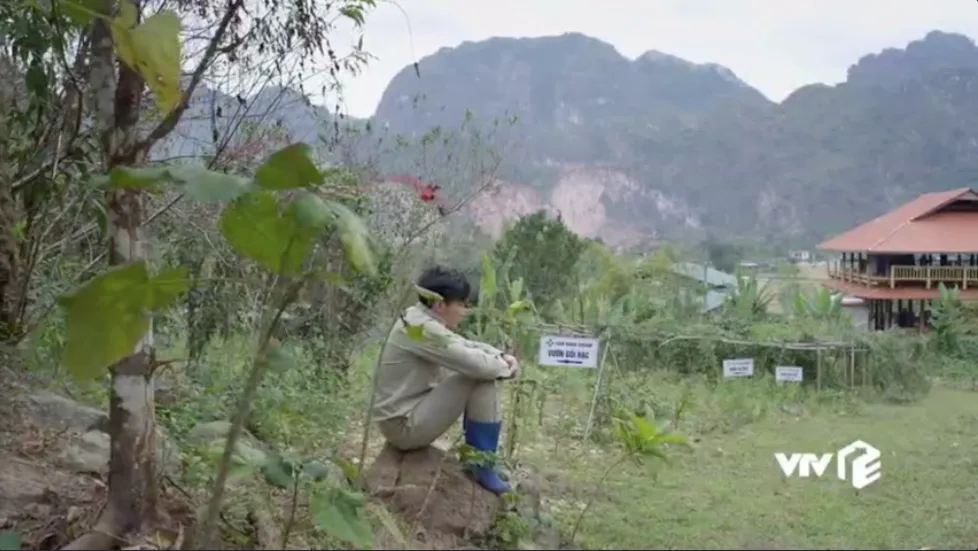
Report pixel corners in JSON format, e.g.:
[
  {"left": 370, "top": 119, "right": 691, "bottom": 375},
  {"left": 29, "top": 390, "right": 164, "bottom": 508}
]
[{"left": 760, "top": 263, "right": 829, "bottom": 314}]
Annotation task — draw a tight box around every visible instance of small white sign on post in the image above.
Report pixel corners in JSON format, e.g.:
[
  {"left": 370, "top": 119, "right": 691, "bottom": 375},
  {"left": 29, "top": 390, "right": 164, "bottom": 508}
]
[
  {"left": 775, "top": 366, "right": 804, "bottom": 383},
  {"left": 722, "top": 358, "right": 754, "bottom": 378},
  {"left": 538, "top": 335, "right": 600, "bottom": 368}
]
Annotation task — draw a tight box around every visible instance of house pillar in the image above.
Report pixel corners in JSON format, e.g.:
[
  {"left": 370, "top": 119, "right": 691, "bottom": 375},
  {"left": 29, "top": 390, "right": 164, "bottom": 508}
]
[{"left": 917, "top": 300, "right": 924, "bottom": 333}]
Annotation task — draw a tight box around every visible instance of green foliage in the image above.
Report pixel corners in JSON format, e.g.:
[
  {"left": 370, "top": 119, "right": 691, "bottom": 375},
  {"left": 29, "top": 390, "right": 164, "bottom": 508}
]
[
  {"left": 220, "top": 191, "right": 316, "bottom": 276},
  {"left": 612, "top": 413, "right": 688, "bottom": 464},
  {"left": 311, "top": 486, "right": 374, "bottom": 548},
  {"left": 703, "top": 237, "right": 742, "bottom": 274},
  {"left": 788, "top": 287, "right": 846, "bottom": 323},
  {"left": 492, "top": 210, "right": 585, "bottom": 312},
  {"left": 189, "top": 420, "right": 377, "bottom": 549},
  {"left": 58, "top": 262, "right": 188, "bottom": 380},
  {"left": 254, "top": 143, "right": 325, "bottom": 190},
  {"left": 62, "top": 144, "right": 379, "bottom": 380},
  {"left": 465, "top": 252, "right": 539, "bottom": 351},
  {"left": 929, "top": 283, "right": 962, "bottom": 354},
  {"left": 491, "top": 493, "right": 532, "bottom": 550},
  {"left": 110, "top": 0, "right": 182, "bottom": 113},
  {"left": 570, "top": 412, "right": 686, "bottom": 545},
  {"left": 723, "top": 275, "right": 773, "bottom": 319}
]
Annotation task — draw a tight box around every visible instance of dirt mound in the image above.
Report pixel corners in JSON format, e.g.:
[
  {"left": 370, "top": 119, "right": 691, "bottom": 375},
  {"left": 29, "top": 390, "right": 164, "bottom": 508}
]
[{"left": 365, "top": 443, "right": 560, "bottom": 550}]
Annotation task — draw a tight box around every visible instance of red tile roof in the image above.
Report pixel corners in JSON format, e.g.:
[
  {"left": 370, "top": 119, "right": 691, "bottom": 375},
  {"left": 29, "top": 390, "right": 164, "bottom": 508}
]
[{"left": 818, "top": 188, "right": 978, "bottom": 254}]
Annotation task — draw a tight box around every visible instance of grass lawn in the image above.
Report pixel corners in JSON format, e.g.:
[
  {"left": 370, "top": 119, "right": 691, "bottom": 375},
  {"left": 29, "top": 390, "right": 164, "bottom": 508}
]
[
  {"left": 522, "top": 382, "right": 978, "bottom": 550},
  {"left": 52, "top": 339, "right": 974, "bottom": 550}
]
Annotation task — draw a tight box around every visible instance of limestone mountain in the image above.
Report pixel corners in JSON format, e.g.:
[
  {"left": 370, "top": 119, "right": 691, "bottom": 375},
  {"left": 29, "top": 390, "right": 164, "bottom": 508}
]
[
  {"left": 371, "top": 30, "right": 978, "bottom": 248},
  {"left": 158, "top": 30, "right": 978, "bottom": 250},
  {"left": 375, "top": 33, "right": 768, "bottom": 163}
]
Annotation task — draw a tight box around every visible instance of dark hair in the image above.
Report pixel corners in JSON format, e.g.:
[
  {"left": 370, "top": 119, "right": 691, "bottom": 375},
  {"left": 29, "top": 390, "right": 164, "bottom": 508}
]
[{"left": 417, "top": 265, "right": 471, "bottom": 307}]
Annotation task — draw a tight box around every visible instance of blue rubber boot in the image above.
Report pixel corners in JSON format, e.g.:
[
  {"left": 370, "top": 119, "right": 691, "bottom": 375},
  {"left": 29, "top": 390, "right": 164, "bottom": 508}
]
[{"left": 463, "top": 417, "right": 512, "bottom": 495}]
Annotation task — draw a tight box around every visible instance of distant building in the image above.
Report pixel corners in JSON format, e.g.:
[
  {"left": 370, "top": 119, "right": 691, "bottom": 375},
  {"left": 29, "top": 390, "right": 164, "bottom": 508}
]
[
  {"left": 788, "top": 250, "right": 811, "bottom": 262},
  {"left": 669, "top": 262, "right": 737, "bottom": 313},
  {"left": 819, "top": 188, "right": 978, "bottom": 331}
]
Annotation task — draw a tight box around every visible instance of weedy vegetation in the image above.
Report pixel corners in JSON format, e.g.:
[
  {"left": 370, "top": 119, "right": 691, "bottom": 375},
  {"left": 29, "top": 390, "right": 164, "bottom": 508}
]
[{"left": 0, "top": 1, "right": 977, "bottom": 550}]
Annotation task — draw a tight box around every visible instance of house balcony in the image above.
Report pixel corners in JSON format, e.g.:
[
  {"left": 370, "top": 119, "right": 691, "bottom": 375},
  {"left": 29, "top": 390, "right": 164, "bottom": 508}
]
[{"left": 827, "top": 263, "right": 978, "bottom": 289}]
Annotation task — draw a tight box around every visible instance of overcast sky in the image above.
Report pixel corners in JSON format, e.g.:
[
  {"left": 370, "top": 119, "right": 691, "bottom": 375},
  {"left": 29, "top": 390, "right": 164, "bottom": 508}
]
[{"left": 319, "top": 0, "right": 978, "bottom": 118}]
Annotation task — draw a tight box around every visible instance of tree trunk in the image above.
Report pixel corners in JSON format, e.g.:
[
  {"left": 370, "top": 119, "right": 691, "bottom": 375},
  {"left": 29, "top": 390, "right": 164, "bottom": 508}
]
[
  {"left": 65, "top": 2, "right": 159, "bottom": 548},
  {"left": 0, "top": 53, "right": 23, "bottom": 342},
  {"left": 0, "top": 161, "right": 20, "bottom": 342}
]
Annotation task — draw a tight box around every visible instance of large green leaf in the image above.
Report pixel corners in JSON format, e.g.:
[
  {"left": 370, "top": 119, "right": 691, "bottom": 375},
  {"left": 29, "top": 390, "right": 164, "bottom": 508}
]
[
  {"left": 58, "top": 262, "right": 152, "bottom": 380},
  {"left": 111, "top": 0, "right": 182, "bottom": 114},
  {"left": 480, "top": 252, "right": 497, "bottom": 302},
  {"left": 148, "top": 266, "right": 189, "bottom": 310},
  {"left": 291, "top": 191, "right": 333, "bottom": 227},
  {"left": 261, "top": 454, "right": 297, "bottom": 489},
  {"left": 94, "top": 166, "right": 169, "bottom": 192},
  {"left": 311, "top": 487, "right": 374, "bottom": 549},
  {"left": 171, "top": 166, "right": 252, "bottom": 203},
  {"left": 95, "top": 165, "right": 252, "bottom": 204},
  {"left": 324, "top": 200, "right": 376, "bottom": 276},
  {"left": 290, "top": 195, "right": 376, "bottom": 277},
  {"left": 60, "top": 0, "right": 103, "bottom": 27},
  {"left": 414, "top": 285, "right": 443, "bottom": 304},
  {"left": 57, "top": 261, "right": 190, "bottom": 381},
  {"left": 255, "top": 144, "right": 324, "bottom": 190},
  {"left": 219, "top": 191, "right": 316, "bottom": 275}
]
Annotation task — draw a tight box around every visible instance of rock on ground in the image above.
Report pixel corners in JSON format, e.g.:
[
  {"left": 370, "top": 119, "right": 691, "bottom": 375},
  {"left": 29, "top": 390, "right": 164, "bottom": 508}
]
[
  {"left": 13, "top": 390, "right": 181, "bottom": 477},
  {"left": 364, "top": 443, "right": 561, "bottom": 550},
  {"left": 366, "top": 444, "right": 500, "bottom": 549},
  {"left": 0, "top": 383, "right": 189, "bottom": 547}
]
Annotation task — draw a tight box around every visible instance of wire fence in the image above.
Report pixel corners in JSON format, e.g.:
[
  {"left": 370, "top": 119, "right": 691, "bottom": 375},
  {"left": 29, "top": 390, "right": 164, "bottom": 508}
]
[{"left": 520, "top": 320, "right": 925, "bottom": 396}]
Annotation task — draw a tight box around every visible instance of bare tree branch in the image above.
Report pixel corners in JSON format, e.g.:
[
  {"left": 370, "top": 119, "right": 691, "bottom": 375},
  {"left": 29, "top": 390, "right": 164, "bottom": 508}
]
[{"left": 133, "top": 0, "right": 243, "bottom": 155}]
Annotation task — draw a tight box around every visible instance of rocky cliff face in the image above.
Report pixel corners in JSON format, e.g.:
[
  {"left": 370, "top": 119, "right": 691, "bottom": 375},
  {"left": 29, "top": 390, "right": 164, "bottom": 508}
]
[
  {"left": 371, "top": 30, "right": 978, "bottom": 247},
  {"left": 466, "top": 165, "right": 701, "bottom": 249}
]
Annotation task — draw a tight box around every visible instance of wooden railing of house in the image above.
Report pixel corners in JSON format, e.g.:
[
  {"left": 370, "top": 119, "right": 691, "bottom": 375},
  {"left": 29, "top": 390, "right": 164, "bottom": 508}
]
[{"left": 827, "top": 263, "right": 978, "bottom": 289}]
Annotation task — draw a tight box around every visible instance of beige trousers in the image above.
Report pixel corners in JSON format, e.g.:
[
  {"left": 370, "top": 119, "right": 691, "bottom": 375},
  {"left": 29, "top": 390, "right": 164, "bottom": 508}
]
[{"left": 378, "top": 373, "right": 501, "bottom": 451}]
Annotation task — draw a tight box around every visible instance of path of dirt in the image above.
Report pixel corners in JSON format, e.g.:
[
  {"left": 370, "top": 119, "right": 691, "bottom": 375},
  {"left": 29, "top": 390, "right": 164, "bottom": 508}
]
[{"left": 0, "top": 366, "right": 194, "bottom": 550}]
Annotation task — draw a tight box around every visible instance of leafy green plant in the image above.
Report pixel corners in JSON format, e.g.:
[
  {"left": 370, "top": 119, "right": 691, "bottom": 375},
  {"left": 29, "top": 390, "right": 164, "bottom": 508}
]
[
  {"left": 929, "top": 283, "right": 962, "bottom": 354},
  {"left": 492, "top": 210, "right": 586, "bottom": 312},
  {"left": 724, "top": 274, "right": 774, "bottom": 318},
  {"left": 568, "top": 413, "right": 688, "bottom": 545},
  {"left": 464, "top": 252, "right": 540, "bottom": 458},
  {"left": 491, "top": 492, "right": 533, "bottom": 550},
  {"left": 788, "top": 287, "right": 847, "bottom": 323},
  {"left": 57, "top": 142, "right": 381, "bottom": 547}
]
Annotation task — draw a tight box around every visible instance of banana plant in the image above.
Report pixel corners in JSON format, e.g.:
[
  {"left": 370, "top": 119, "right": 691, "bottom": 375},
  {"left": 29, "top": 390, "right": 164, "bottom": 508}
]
[
  {"left": 929, "top": 282, "right": 962, "bottom": 353},
  {"left": 724, "top": 275, "right": 773, "bottom": 318},
  {"left": 790, "top": 287, "right": 847, "bottom": 323}
]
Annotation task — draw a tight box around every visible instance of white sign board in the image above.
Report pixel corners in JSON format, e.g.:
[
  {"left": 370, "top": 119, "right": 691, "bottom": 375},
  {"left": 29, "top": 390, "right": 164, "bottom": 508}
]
[
  {"left": 775, "top": 366, "right": 804, "bottom": 383},
  {"left": 538, "top": 335, "right": 600, "bottom": 368},
  {"left": 722, "top": 358, "right": 754, "bottom": 378}
]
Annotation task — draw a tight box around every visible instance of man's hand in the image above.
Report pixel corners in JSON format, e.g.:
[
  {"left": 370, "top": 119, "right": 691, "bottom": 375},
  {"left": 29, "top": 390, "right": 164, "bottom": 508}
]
[{"left": 502, "top": 354, "right": 521, "bottom": 378}]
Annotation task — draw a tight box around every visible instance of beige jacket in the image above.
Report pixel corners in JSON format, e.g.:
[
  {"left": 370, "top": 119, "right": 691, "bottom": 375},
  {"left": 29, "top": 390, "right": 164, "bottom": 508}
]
[{"left": 371, "top": 303, "right": 511, "bottom": 421}]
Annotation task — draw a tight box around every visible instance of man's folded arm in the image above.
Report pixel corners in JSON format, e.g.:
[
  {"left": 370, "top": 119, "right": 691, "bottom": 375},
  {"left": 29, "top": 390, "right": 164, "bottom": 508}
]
[{"left": 397, "top": 322, "right": 509, "bottom": 380}]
